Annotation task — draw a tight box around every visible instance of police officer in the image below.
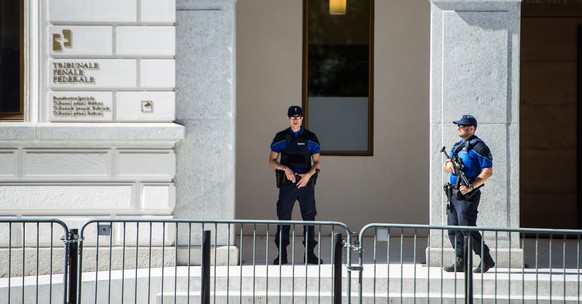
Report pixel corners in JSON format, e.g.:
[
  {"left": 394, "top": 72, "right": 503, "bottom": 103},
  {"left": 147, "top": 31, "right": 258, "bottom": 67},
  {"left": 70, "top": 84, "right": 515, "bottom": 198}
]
[
  {"left": 269, "top": 105, "right": 322, "bottom": 265},
  {"left": 443, "top": 114, "right": 495, "bottom": 273}
]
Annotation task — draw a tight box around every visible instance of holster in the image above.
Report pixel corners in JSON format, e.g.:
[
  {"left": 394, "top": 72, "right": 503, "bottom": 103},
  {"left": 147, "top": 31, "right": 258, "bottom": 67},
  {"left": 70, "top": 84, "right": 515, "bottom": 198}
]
[
  {"left": 443, "top": 183, "right": 453, "bottom": 202},
  {"left": 310, "top": 170, "right": 319, "bottom": 187},
  {"left": 275, "top": 170, "right": 284, "bottom": 188}
]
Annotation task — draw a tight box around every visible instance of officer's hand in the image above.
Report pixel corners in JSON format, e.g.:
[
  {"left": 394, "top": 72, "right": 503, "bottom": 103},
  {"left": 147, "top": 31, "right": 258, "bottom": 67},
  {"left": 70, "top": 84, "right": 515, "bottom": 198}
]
[
  {"left": 444, "top": 160, "right": 455, "bottom": 173},
  {"left": 296, "top": 173, "right": 311, "bottom": 188},
  {"left": 459, "top": 185, "right": 472, "bottom": 195},
  {"left": 284, "top": 167, "right": 296, "bottom": 183}
]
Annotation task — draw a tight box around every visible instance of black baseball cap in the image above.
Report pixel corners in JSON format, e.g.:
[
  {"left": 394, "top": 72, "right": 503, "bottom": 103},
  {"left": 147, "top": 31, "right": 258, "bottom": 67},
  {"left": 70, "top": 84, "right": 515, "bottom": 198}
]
[
  {"left": 453, "top": 114, "right": 477, "bottom": 128},
  {"left": 288, "top": 105, "right": 303, "bottom": 117}
]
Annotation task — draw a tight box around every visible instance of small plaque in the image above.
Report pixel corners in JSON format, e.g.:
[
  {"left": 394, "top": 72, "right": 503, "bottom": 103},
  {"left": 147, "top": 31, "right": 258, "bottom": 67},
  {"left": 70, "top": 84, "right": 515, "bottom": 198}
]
[
  {"left": 49, "top": 92, "right": 113, "bottom": 121},
  {"left": 98, "top": 224, "right": 112, "bottom": 236},
  {"left": 141, "top": 100, "right": 154, "bottom": 113}
]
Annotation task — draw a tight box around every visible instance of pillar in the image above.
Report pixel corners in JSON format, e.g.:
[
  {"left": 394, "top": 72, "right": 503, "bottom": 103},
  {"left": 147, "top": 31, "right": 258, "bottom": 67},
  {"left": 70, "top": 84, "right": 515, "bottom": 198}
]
[{"left": 427, "top": 0, "right": 522, "bottom": 267}]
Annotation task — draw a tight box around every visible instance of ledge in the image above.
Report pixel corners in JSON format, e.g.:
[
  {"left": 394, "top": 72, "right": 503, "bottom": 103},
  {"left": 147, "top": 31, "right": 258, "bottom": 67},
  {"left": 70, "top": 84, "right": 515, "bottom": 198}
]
[{"left": 0, "top": 122, "right": 185, "bottom": 147}]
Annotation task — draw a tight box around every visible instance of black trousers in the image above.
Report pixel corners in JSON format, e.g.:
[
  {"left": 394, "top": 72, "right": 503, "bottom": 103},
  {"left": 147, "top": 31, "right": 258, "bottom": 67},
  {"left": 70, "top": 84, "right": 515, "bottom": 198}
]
[
  {"left": 274, "top": 181, "right": 318, "bottom": 248},
  {"left": 447, "top": 190, "right": 490, "bottom": 258}
]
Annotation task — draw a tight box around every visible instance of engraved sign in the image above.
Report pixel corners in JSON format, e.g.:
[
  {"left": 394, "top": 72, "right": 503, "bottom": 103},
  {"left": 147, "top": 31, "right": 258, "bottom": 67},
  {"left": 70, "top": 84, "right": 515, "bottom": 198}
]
[
  {"left": 52, "top": 62, "right": 99, "bottom": 84},
  {"left": 49, "top": 59, "right": 137, "bottom": 89},
  {"left": 49, "top": 92, "right": 113, "bottom": 121},
  {"left": 53, "top": 29, "right": 72, "bottom": 52},
  {"left": 141, "top": 100, "right": 153, "bottom": 113},
  {"left": 49, "top": 26, "right": 113, "bottom": 56}
]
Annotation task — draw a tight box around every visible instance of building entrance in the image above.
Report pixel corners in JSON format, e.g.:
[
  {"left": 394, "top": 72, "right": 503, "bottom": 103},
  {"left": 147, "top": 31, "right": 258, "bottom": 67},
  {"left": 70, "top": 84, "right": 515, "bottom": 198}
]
[{"left": 521, "top": 2, "right": 582, "bottom": 229}]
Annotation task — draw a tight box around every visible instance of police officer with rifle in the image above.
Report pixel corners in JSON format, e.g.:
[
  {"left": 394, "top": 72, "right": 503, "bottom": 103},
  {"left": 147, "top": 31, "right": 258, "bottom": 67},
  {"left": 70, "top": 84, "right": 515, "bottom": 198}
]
[
  {"left": 442, "top": 114, "right": 495, "bottom": 273},
  {"left": 269, "top": 105, "right": 322, "bottom": 265}
]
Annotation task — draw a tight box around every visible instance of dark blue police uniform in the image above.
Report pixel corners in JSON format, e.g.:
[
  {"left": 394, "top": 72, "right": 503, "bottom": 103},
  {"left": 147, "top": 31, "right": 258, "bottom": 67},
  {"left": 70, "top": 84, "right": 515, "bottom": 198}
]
[
  {"left": 271, "top": 127, "right": 320, "bottom": 249},
  {"left": 447, "top": 135, "right": 493, "bottom": 258}
]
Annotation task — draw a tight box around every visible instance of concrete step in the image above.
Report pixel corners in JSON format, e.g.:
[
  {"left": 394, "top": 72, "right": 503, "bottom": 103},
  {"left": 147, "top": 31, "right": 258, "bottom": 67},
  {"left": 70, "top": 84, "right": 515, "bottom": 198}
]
[
  {"left": 152, "top": 264, "right": 581, "bottom": 302},
  {"left": 156, "top": 291, "right": 582, "bottom": 304}
]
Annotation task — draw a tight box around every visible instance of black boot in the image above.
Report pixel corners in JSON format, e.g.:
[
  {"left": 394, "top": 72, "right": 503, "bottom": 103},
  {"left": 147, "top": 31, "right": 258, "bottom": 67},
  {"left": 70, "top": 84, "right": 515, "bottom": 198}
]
[
  {"left": 273, "top": 247, "right": 288, "bottom": 265},
  {"left": 305, "top": 248, "right": 323, "bottom": 264},
  {"left": 443, "top": 257, "right": 464, "bottom": 272},
  {"left": 473, "top": 253, "right": 495, "bottom": 273}
]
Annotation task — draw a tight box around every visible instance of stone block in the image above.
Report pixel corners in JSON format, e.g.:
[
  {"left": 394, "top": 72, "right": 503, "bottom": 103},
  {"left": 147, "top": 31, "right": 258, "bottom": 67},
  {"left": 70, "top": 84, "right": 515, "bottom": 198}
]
[
  {"left": 49, "top": 26, "right": 113, "bottom": 57},
  {"left": 173, "top": 119, "right": 235, "bottom": 224},
  {"left": 442, "top": 11, "right": 508, "bottom": 125},
  {"left": 23, "top": 221, "right": 70, "bottom": 247},
  {"left": 50, "top": 59, "right": 137, "bottom": 89},
  {"left": 141, "top": 184, "right": 176, "bottom": 212},
  {"left": 116, "top": 92, "right": 175, "bottom": 122},
  {"left": 32, "top": 123, "right": 184, "bottom": 143},
  {"left": 116, "top": 150, "right": 175, "bottom": 180},
  {"left": 0, "top": 150, "right": 17, "bottom": 178},
  {"left": 109, "top": 220, "right": 175, "bottom": 246},
  {"left": 176, "top": 9, "right": 234, "bottom": 120},
  {"left": 0, "top": 184, "right": 133, "bottom": 211},
  {"left": 49, "top": 0, "right": 137, "bottom": 23},
  {"left": 0, "top": 123, "right": 39, "bottom": 141},
  {"left": 0, "top": 220, "right": 22, "bottom": 247},
  {"left": 141, "top": 0, "right": 176, "bottom": 23},
  {"left": 22, "top": 150, "right": 111, "bottom": 178},
  {"left": 116, "top": 26, "right": 175, "bottom": 56},
  {"left": 140, "top": 60, "right": 175, "bottom": 89}
]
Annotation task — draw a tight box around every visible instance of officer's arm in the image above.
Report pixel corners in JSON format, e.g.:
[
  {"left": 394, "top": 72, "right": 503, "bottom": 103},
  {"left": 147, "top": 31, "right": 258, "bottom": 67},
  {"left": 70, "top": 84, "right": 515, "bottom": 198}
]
[
  {"left": 471, "top": 167, "right": 492, "bottom": 189},
  {"left": 308, "top": 153, "right": 321, "bottom": 175},
  {"left": 269, "top": 151, "right": 295, "bottom": 180}
]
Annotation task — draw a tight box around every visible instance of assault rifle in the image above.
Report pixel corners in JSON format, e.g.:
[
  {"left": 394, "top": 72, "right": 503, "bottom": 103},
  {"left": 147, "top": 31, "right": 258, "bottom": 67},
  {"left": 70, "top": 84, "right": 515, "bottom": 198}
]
[{"left": 440, "top": 146, "right": 482, "bottom": 200}]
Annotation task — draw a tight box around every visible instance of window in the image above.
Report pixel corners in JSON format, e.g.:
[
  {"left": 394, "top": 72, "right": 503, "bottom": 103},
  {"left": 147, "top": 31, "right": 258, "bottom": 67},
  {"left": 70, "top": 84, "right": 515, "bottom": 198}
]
[
  {"left": 303, "top": 0, "right": 374, "bottom": 155},
  {"left": 0, "top": 0, "right": 24, "bottom": 120}
]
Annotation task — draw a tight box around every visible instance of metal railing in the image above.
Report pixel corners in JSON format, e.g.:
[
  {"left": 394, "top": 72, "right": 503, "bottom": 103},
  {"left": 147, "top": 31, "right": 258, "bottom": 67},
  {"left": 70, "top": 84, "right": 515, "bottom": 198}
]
[
  {"left": 1, "top": 218, "right": 582, "bottom": 304},
  {"left": 76, "top": 219, "right": 353, "bottom": 304},
  {"left": 0, "top": 218, "right": 70, "bottom": 304},
  {"left": 355, "top": 223, "right": 582, "bottom": 303}
]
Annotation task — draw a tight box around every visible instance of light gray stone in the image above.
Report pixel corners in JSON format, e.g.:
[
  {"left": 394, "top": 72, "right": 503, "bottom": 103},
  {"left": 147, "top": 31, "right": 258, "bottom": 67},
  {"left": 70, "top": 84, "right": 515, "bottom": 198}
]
[
  {"left": 141, "top": 0, "right": 176, "bottom": 23},
  {"left": 173, "top": 119, "right": 235, "bottom": 222},
  {"left": 116, "top": 27, "right": 175, "bottom": 56},
  {"left": 175, "top": 1, "right": 235, "bottom": 120},
  {"left": 428, "top": 0, "right": 521, "bottom": 266},
  {"left": 174, "top": 0, "right": 237, "bottom": 240}
]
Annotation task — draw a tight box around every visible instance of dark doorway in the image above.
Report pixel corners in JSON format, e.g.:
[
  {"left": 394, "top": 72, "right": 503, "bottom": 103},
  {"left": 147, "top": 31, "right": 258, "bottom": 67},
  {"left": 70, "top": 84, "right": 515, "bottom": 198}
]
[{"left": 521, "top": 3, "right": 581, "bottom": 229}]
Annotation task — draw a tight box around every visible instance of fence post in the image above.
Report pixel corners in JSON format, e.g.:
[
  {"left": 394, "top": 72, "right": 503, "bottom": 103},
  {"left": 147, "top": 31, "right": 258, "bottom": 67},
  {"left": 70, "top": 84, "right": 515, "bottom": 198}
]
[
  {"left": 67, "top": 229, "right": 79, "bottom": 304},
  {"left": 464, "top": 236, "right": 473, "bottom": 304},
  {"left": 333, "top": 233, "right": 343, "bottom": 304},
  {"left": 201, "top": 230, "right": 211, "bottom": 304}
]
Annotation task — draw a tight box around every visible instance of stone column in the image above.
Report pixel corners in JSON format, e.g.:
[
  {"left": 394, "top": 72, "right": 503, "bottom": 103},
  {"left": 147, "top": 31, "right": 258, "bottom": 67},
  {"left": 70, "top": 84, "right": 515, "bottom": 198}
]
[
  {"left": 427, "top": 0, "right": 522, "bottom": 267},
  {"left": 174, "top": 0, "right": 237, "bottom": 264}
]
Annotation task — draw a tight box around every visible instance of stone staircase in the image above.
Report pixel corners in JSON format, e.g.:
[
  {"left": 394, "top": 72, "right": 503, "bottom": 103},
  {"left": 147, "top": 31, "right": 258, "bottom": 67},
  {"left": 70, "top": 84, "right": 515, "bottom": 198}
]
[
  {"left": 153, "top": 264, "right": 582, "bottom": 304},
  {"left": 2, "top": 263, "right": 579, "bottom": 303}
]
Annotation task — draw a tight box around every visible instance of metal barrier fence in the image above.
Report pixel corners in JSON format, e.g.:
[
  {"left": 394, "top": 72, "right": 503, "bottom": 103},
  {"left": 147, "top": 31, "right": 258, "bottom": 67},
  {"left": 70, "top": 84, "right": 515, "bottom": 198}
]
[
  {"left": 2, "top": 218, "right": 582, "bottom": 304},
  {"left": 76, "top": 219, "right": 353, "bottom": 304},
  {"left": 0, "top": 218, "right": 71, "bottom": 304},
  {"left": 356, "top": 223, "right": 582, "bottom": 303}
]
